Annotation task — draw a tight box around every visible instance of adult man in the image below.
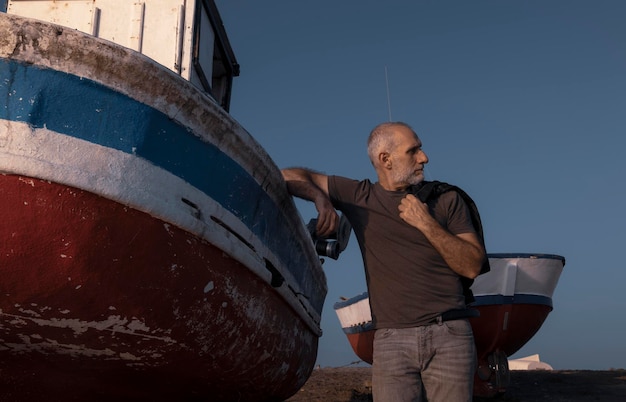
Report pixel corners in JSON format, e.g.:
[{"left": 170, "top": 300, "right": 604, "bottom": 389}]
[{"left": 281, "top": 122, "right": 486, "bottom": 401}]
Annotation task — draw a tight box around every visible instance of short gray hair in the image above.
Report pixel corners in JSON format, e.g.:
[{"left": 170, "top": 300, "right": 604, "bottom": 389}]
[{"left": 367, "top": 122, "right": 414, "bottom": 165}]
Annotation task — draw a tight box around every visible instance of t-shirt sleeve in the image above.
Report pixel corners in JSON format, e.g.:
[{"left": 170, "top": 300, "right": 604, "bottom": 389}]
[
  {"left": 327, "top": 175, "right": 370, "bottom": 210},
  {"left": 439, "top": 191, "right": 476, "bottom": 236}
]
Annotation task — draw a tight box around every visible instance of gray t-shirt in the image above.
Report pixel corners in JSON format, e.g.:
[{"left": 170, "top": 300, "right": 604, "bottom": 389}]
[{"left": 328, "top": 176, "right": 476, "bottom": 329}]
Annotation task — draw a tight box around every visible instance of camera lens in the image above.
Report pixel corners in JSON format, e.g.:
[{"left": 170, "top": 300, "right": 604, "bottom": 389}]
[{"left": 315, "top": 240, "right": 339, "bottom": 260}]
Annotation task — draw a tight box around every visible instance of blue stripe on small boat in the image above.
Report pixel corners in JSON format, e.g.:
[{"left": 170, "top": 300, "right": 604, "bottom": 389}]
[
  {"left": 333, "top": 292, "right": 369, "bottom": 310},
  {"left": 0, "top": 59, "right": 323, "bottom": 311},
  {"left": 471, "top": 294, "right": 553, "bottom": 308},
  {"left": 337, "top": 294, "right": 553, "bottom": 333},
  {"left": 342, "top": 321, "right": 375, "bottom": 335},
  {"left": 487, "top": 253, "right": 565, "bottom": 265}
]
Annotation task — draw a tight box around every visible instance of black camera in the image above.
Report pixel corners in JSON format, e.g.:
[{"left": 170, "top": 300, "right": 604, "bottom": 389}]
[{"left": 306, "top": 214, "right": 352, "bottom": 260}]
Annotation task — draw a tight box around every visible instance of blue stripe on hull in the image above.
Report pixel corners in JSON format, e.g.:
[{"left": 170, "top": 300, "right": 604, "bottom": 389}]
[
  {"left": 1, "top": 60, "right": 254, "bottom": 214},
  {"left": 487, "top": 253, "right": 565, "bottom": 264},
  {"left": 337, "top": 293, "right": 553, "bottom": 334},
  {"left": 472, "top": 294, "right": 553, "bottom": 308},
  {"left": 333, "top": 292, "right": 369, "bottom": 310},
  {"left": 0, "top": 59, "right": 322, "bottom": 311},
  {"left": 342, "top": 322, "right": 374, "bottom": 335}
]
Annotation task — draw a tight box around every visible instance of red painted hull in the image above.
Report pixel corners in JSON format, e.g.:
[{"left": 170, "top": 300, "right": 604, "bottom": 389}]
[
  {"left": 0, "top": 174, "right": 316, "bottom": 401},
  {"left": 472, "top": 304, "right": 552, "bottom": 360},
  {"left": 343, "top": 303, "right": 551, "bottom": 363},
  {"left": 343, "top": 303, "right": 552, "bottom": 398},
  {"left": 472, "top": 303, "right": 552, "bottom": 397},
  {"left": 345, "top": 331, "right": 374, "bottom": 366}
]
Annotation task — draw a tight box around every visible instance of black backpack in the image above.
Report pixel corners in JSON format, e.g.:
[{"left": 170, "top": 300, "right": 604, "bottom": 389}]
[{"left": 411, "top": 181, "right": 490, "bottom": 305}]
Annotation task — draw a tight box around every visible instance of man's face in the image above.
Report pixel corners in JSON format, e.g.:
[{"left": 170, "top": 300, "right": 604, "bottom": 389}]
[{"left": 389, "top": 128, "right": 429, "bottom": 187}]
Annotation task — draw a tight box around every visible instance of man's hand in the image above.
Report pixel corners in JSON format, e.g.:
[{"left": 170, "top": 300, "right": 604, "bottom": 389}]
[
  {"left": 398, "top": 194, "right": 484, "bottom": 279},
  {"left": 398, "top": 194, "right": 434, "bottom": 230},
  {"left": 314, "top": 195, "right": 339, "bottom": 238}
]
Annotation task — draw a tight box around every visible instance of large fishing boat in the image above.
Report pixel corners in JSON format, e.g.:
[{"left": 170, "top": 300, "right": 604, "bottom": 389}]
[
  {"left": 334, "top": 253, "right": 565, "bottom": 397},
  {"left": 0, "top": 1, "right": 326, "bottom": 400}
]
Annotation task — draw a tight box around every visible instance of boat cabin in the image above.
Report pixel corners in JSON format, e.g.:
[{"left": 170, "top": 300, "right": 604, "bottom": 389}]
[{"left": 3, "top": 0, "right": 239, "bottom": 111}]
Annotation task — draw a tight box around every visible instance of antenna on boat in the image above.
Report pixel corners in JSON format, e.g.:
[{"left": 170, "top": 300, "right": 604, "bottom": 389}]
[
  {"left": 384, "top": 66, "right": 433, "bottom": 181},
  {"left": 385, "top": 65, "right": 392, "bottom": 121}
]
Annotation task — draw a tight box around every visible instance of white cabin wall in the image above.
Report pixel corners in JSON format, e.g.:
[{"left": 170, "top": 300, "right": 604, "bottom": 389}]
[
  {"left": 8, "top": 1, "right": 95, "bottom": 34},
  {"left": 7, "top": 0, "right": 192, "bottom": 77},
  {"left": 97, "top": 0, "right": 186, "bottom": 72}
]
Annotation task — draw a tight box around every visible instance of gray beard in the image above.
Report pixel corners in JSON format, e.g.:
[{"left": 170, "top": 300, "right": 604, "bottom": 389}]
[{"left": 391, "top": 166, "right": 423, "bottom": 187}]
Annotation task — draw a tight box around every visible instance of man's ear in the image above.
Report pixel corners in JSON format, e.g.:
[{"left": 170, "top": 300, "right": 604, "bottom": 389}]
[{"left": 379, "top": 152, "right": 392, "bottom": 169}]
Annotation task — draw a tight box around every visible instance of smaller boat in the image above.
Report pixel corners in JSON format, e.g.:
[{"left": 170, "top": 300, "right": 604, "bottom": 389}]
[{"left": 334, "top": 253, "right": 565, "bottom": 397}]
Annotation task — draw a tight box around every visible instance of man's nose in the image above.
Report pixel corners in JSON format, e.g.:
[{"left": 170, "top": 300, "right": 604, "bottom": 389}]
[{"left": 418, "top": 150, "right": 429, "bottom": 164}]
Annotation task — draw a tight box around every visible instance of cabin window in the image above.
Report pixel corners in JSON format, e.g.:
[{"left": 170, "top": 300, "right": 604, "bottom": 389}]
[
  {"left": 192, "top": 0, "right": 238, "bottom": 112},
  {"left": 192, "top": 5, "right": 214, "bottom": 95}
]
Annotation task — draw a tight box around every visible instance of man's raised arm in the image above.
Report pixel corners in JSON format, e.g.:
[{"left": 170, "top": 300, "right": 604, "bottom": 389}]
[{"left": 281, "top": 168, "right": 338, "bottom": 237}]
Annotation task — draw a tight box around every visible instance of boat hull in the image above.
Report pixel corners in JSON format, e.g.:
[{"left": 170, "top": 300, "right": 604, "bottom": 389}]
[
  {"left": 1, "top": 12, "right": 325, "bottom": 401},
  {"left": 334, "top": 254, "right": 565, "bottom": 397},
  {"left": 340, "top": 303, "right": 551, "bottom": 369},
  {"left": 470, "top": 301, "right": 553, "bottom": 396},
  {"left": 472, "top": 300, "right": 552, "bottom": 361},
  {"left": 0, "top": 174, "right": 316, "bottom": 401}
]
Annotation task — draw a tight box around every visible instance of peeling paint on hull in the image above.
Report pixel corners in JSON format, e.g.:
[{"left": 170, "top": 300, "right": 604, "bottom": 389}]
[{"left": 0, "top": 175, "right": 317, "bottom": 401}]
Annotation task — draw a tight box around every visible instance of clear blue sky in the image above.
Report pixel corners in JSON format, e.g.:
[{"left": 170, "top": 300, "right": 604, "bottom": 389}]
[{"left": 216, "top": 0, "right": 626, "bottom": 370}]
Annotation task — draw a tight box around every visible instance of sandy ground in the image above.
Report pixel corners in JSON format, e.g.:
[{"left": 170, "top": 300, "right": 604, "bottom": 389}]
[{"left": 286, "top": 367, "right": 626, "bottom": 402}]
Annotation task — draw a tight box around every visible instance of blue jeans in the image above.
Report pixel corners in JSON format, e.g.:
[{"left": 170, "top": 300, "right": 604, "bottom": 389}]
[{"left": 372, "top": 320, "right": 476, "bottom": 402}]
